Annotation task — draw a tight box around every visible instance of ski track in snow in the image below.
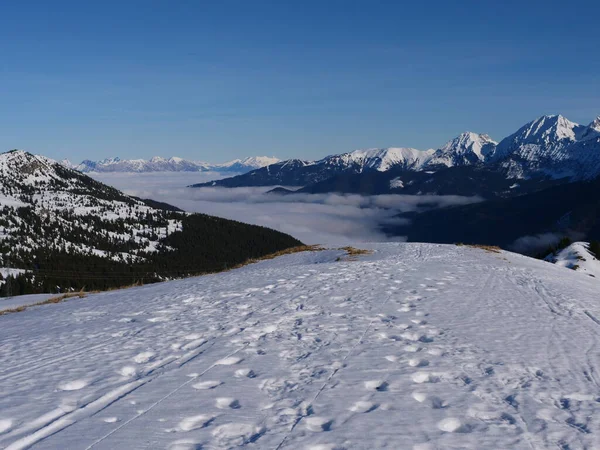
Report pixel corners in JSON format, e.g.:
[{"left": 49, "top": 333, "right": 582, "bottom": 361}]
[{"left": 1, "top": 244, "right": 600, "bottom": 449}]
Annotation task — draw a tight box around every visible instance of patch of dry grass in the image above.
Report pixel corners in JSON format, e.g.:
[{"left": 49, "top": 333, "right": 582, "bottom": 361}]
[
  {"left": 462, "top": 244, "right": 502, "bottom": 254},
  {"left": 336, "top": 246, "right": 374, "bottom": 261}
]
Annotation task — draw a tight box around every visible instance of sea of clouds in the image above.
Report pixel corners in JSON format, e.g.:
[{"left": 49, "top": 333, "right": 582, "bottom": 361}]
[{"left": 91, "top": 172, "right": 481, "bottom": 246}]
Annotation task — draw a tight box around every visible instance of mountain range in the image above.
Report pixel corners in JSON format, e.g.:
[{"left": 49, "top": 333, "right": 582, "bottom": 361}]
[
  {"left": 0, "top": 150, "right": 299, "bottom": 296},
  {"left": 62, "top": 155, "right": 280, "bottom": 174},
  {"left": 192, "top": 114, "right": 600, "bottom": 197}
]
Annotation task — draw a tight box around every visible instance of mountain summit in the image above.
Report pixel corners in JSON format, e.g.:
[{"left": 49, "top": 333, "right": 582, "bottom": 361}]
[{"left": 427, "top": 132, "right": 497, "bottom": 167}]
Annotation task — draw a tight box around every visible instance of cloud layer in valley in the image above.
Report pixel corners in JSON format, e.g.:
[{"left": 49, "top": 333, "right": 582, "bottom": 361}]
[{"left": 91, "top": 173, "right": 481, "bottom": 245}]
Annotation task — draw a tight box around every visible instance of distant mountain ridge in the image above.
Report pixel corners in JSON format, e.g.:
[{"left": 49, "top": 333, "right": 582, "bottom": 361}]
[
  {"left": 192, "top": 114, "right": 600, "bottom": 192},
  {"left": 62, "top": 155, "right": 280, "bottom": 173}
]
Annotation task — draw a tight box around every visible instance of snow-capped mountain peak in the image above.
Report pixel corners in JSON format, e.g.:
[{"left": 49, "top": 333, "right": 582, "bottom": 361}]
[
  {"left": 215, "top": 156, "right": 280, "bottom": 171},
  {"left": 426, "top": 132, "right": 497, "bottom": 167},
  {"left": 487, "top": 114, "right": 600, "bottom": 179},
  {"left": 0, "top": 150, "right": 61, "bottom": 186},
  {"left": 494, "top": 115, "right": 584, "bottom": 159},
  {"left": 316, "top": 147, "right": 438, "bottom": 173},
  {"left": 339, "top": 147, "right": 431, "bottom": 172},
  {"left": 580, "top": 116, "right": 600, "bottom": 141},
  {"left": 239, "top": 156, "right": 280, "bottom": 167},
  {"left": 64, "top": 155, "right": 279, "bottom": 174}
]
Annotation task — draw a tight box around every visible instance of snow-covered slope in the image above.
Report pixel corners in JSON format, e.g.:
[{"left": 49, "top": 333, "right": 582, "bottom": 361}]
[
  {"left": 1, "top": 243, "right": 599, "bottom": 449},
  {"left": 66, "top": 156, "right": 280, "bottom": 174},
  {"left": 329, "top": 147, "right": 434, "bottom": 172},
  {"left": 547, "top": 242, "right": 600, "bottom": 278}
]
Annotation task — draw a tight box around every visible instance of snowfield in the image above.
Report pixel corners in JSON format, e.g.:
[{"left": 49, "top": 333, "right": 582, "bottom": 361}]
[{"left": 1, "top": 243, "right": 600, "bottom": 449}]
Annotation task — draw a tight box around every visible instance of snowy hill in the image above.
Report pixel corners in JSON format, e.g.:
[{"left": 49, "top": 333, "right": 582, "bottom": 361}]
[
  {"left": 65, "top": 156, "right": 280, "bottom": 174},
  {"left": 1, "top": 243, "right": 599, "bottom": 449},
  {"left": 0, "top": 150, "right": 300, "bottom": 295},
  {"left": 546, "top": 242, "right": 600, "bottom": 278},
  {"left": 194, "top": 114, "right": 600, "bottom": 191}
]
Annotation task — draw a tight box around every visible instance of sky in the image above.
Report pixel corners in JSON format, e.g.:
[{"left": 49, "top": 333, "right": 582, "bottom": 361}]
[{"left": 1, "top": 0, "right": 599, "bottom": 163}]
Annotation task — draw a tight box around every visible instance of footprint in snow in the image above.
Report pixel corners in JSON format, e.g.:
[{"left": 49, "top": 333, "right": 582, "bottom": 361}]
[
  {"left": 179, "top": 414, "right": 214, "bottom": 431},
  {"left": 305, "top": 416, "right": 333, "bottom": 432},
  {"left": 407, "top": 358, "right": 429, "bottom": 367},
  {"left": 216, "top": 397, "right": 241, "bottom": 409},
  {"left": 235, "top": 368, "right": 256, "bottom": 378},
  {"left": 412, "top": 392, "right": 448, "bottom": 409},
  {"left": 147, "top": 316, "right": 170, "bottom": 323},
  {"left": 211, "top": 423, "right": 266, "bottom": 446},
  {"left": 119, "top": 366, "right": 138, "bottom": 377},
  {"left": 183, "top": 333, "right": 203, "bottom": 340},
  {"left": 426, "top": 347, "right": 445, "bottom": 356},
  {"left": 0, "top": 419, "right": 14, "bottom": 434},
  {"left": 192, "top": 380, "right": 223, "bottom": 390},
  {"left": 349, "top": 401, "right": 379, "bottom": 413},
  {"left": 305, "top": 444, "right": 348, "bottom": 450},
  {"left": 167, "top": 439, "right": 204, "bottom": 450},
  {"left": 404, "top": 344, "right": 422, "bottom": 353},
  {"left": 133, "top": 351, "right": 156, "bottom": 364},
  {"left": 364, "top": 380, "right": 388, "bottom": 391},
  {"left": 412, "top": 372, "right": 439, "bottom": 384},
  {"left": 215, "top": 356, "right": 243, "bottom": 366},
  {"left": 437, "top": 417, "right": 471, "bottom": 433},
  {"left": 58, "top": 379, "right": 88, "bottom": 391}
]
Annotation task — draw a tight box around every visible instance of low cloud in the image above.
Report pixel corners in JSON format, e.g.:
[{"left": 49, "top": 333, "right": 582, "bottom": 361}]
[
  {"left": 91, "top": 173, "right": 482, "bottom": 246},
  {"left": 509, "top": 231, "right": 585, "bottom": 255}
]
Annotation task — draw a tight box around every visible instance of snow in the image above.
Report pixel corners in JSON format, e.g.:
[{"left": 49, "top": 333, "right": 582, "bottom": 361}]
[
  {"left": 1, "top": 243, "right": 600, "bottom": 449},
  {"left": 547, "top": 242, "right": 600, "bottom": 279},
  {"left": 389, "top": 177, "right": 404, "bottom": 189},
  {"left": 0, "top": 293, "right": 56, "bottom": 312},
  {"left": 340, "top": 148, "right": 433, "bottom": 172}
]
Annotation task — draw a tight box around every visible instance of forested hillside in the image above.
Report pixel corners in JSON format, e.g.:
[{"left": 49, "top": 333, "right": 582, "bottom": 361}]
[{"left": 0, "top": 150, "right": 301, "bottom": 296}]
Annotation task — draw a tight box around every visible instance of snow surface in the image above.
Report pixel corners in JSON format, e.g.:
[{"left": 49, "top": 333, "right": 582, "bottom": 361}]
[
  {"left": 1, "top": 243, "right": 600, "bottom": 449},
  {"left": 0, "top": 294, "right": 59, "bottom": 312}
]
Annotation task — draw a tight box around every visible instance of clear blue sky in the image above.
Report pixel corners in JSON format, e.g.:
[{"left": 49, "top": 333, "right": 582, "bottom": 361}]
[{"left": 1, "top": 0, "right": 599, "bottom": 163}]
